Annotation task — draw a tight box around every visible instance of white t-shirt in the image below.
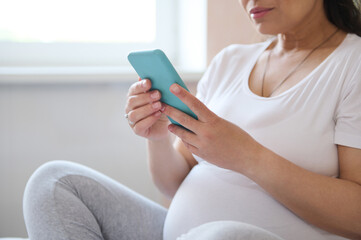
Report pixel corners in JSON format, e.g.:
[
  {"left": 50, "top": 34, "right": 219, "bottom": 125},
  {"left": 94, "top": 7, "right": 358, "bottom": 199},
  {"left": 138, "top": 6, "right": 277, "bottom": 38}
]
[{"left": 163, "top": 34, "right": 361, "bottom": 240}]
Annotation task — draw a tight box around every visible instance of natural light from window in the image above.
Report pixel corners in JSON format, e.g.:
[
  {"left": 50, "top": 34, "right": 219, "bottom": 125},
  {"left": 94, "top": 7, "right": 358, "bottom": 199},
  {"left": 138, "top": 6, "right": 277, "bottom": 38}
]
[{"left": 0, "top": 0, "right": 156, "bottom": 43}]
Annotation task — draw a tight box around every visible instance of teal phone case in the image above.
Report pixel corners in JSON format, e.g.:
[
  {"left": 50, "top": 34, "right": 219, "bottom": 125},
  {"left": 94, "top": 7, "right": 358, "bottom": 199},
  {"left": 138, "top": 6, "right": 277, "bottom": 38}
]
[{"left": 127, "top": 49, "right": 198, "bottom": 127}]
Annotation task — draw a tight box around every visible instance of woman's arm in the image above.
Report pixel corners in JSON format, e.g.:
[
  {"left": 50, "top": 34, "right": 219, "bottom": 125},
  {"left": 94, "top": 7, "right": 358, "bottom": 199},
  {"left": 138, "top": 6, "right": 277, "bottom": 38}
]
[
  {"left": 147, "top": 136, "right": 197, "bottom": 199},
  {"left": 243, "top": 144, "right": 361, "bottom": 239},
  {"left": 164, "top": 83, "right": 361, "bottom": 239},
  {"left": 125, "top": 79, "right": 197, "bottom": 199}
]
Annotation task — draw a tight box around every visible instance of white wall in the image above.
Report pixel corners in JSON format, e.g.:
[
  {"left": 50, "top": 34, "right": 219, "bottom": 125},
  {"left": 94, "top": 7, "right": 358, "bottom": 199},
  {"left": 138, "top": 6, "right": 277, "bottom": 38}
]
[{"left": 0, "top": 81, "right": 198, "bottom": 237}]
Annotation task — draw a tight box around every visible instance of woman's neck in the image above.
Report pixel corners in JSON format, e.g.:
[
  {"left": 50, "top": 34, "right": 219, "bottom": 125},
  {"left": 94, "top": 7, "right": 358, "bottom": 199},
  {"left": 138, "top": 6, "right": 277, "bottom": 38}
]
[{"left": 274, "top": 12, "right": 340, "bottom": 53}]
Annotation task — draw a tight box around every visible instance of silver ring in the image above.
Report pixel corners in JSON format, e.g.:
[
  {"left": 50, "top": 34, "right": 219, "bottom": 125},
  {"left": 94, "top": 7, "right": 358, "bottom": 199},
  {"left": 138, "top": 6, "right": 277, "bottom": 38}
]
[{"left": 124, "top": 113, "right": 135, "bottom": 126}]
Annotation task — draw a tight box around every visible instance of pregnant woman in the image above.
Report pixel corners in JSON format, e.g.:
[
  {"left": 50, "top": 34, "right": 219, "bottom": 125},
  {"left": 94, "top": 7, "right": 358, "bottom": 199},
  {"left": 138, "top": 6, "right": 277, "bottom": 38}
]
[{"left": 24, "top": 0, "right": 361, "bottom": 239}]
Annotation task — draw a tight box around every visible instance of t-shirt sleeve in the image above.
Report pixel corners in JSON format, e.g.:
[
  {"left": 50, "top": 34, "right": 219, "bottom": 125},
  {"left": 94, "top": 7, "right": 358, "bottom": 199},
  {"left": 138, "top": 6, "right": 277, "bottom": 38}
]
[
  {"left": 334, "top": 74, "right": 361, "bottom": 149},
  {"left": 195, "top": 47, "right": 228, "bottom": 104},
  {"left": 195, "top": 63, "right": 212, "bottom": 104}
]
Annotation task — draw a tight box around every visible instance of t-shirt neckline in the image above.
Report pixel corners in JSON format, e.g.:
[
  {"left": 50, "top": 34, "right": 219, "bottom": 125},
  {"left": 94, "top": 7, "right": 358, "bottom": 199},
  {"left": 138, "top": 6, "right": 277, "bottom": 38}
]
[{"left": 244, "top": 33, "right": 350, "bottom": 100}]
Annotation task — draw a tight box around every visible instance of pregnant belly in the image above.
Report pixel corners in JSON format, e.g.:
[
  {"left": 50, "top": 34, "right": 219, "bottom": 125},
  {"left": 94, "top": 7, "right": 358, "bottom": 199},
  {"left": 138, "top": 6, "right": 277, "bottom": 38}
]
[{"left": 163, "top": 162, "right": 345, "bottom": 240}]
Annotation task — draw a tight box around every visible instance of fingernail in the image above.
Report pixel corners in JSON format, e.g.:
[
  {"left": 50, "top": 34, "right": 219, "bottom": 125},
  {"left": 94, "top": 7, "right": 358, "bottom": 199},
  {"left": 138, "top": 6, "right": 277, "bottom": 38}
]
[
  {"left": 171, "top": 84, "right": 180, "bottom": 93},
  {"left": 152, "top": 102, "right": 161, "bottom": 109},
  {"left": 168, "top": 125, "right": 174, "bottom": 132},
  {"left": 142, "top": 80, "right": 147, "bottom": 88},
  {"left": 151, "top": 91, "right": 159, "bottom": 99},
  {"left": 160, "top": 105, "right": 166, "bottom": 112}
]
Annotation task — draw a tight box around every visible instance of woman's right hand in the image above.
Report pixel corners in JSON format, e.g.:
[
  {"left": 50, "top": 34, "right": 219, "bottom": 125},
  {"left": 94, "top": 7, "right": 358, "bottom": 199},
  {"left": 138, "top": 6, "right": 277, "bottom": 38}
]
[{"left": 125, "top": 78, "right": 170, "bottom": 141}]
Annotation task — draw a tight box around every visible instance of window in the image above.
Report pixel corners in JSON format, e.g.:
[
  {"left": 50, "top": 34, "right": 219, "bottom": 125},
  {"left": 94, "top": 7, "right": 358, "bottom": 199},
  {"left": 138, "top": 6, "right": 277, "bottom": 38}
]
[
  {"left": 0, "top": 0, "right": 179, "bottom": 67},
  {"left": 0, "top": 0, "right": 207, "bottom": 82},
  {"left": 0, "top": 0, "right": 156, "bottom": 43}
]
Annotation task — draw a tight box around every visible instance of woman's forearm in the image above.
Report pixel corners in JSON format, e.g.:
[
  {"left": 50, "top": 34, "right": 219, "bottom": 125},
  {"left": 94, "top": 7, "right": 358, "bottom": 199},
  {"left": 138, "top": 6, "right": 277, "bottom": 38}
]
[
  {"left": 242, "top": 145, "right": 361, "bottom": 239},
  {"left": 147, "top": 134, "right": 191, "bottom": 199}
]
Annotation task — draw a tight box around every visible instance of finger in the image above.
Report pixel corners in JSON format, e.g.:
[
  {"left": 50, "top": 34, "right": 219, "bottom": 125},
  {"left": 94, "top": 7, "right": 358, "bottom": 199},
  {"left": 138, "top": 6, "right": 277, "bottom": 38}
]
[
  {"left": 128, "top": 101, "right": 164, "bottom": 126},
  {"left": 181, "top": 139, "right": 199, "bottom": 156},
  {"left": 169, "top": 84, "right": 215, "bottom": 121},
  {"left": 168, "top": 124, "right": 199, "bottom": 148},
  {"left": 132, "top": 111, "right": 163, "bottom": 136},
  {"left": 128, "top": 79, "right": 152, "bottom": 96},
  {"left": 163, "top": 104, "right": 199, "bottom": 132},
  {"left": 125, "top": 90, "right": 161, "bottom": 113}
]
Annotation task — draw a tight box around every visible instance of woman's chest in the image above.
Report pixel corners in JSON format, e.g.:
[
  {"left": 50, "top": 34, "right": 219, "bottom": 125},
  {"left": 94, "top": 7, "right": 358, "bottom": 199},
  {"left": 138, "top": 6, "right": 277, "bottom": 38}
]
[
  {"left": 206, "top": 86, "right": 340, "bottom": 177},
  {"left": 248, "top": 48, "right": 337, "bottom": 98}
]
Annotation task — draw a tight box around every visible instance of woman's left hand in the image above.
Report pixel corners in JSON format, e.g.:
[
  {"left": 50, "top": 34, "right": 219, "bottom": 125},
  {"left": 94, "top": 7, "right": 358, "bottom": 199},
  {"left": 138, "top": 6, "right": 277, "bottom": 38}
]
[{"left": 163, "top": 84, "right": 261, "bottom": 173}]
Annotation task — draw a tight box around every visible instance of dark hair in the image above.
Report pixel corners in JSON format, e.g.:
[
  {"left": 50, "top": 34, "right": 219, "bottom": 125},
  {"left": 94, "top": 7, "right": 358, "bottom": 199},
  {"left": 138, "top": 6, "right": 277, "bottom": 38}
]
[{"left": 324, "top": 0, "right": 361, "bottom": 36}]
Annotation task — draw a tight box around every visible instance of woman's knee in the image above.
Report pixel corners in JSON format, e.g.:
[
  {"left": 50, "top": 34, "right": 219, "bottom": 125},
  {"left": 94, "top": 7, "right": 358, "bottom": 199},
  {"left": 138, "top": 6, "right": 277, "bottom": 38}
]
[
  {"left": 24, "top": 160, "right": 79, "bottom": 202},
  {"left": 177, "top": 221, "right": 284, "bottom": 240},
  {"left": 26, "top": 160, "right": 73, "bottom": 186}
]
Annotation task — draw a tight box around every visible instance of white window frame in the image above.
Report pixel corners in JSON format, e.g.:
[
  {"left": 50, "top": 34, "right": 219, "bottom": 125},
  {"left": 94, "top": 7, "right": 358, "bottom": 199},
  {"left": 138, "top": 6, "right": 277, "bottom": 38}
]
[
  {"left": 0, "top": 0, "right": 177, "bottom": 67},
  {"left": 0, "top": 0, "right": 207, "bottom": 83}
]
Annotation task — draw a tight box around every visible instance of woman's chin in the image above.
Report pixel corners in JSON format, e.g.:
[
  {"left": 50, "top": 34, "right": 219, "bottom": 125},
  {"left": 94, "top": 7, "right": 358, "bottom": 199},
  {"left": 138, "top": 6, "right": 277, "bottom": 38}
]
[{"left": 254, "top": 24, "right": 280, "bottom": 36}]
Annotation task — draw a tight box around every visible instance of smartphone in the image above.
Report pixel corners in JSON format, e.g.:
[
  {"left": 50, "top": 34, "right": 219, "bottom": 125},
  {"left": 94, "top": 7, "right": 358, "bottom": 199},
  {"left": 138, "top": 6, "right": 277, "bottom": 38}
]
[{"left": 127, "top": 49, "right": 198, "bottom": 127}]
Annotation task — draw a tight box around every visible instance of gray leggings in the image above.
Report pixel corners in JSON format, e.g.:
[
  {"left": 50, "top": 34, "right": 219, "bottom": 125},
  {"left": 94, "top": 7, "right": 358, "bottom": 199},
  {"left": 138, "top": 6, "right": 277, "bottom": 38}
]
[
  {"left": 23, "top": 161, "right": 283, "bottom": 240},
  {"left": 23, "top": 160, "right": 167, "bottom": 240}
]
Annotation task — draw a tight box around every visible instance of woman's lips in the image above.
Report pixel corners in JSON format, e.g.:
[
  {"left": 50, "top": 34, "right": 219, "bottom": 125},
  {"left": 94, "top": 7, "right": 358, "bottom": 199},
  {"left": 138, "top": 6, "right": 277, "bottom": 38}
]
[{"left": 249, "top": 7, "right": 273, "bottom": 19}]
